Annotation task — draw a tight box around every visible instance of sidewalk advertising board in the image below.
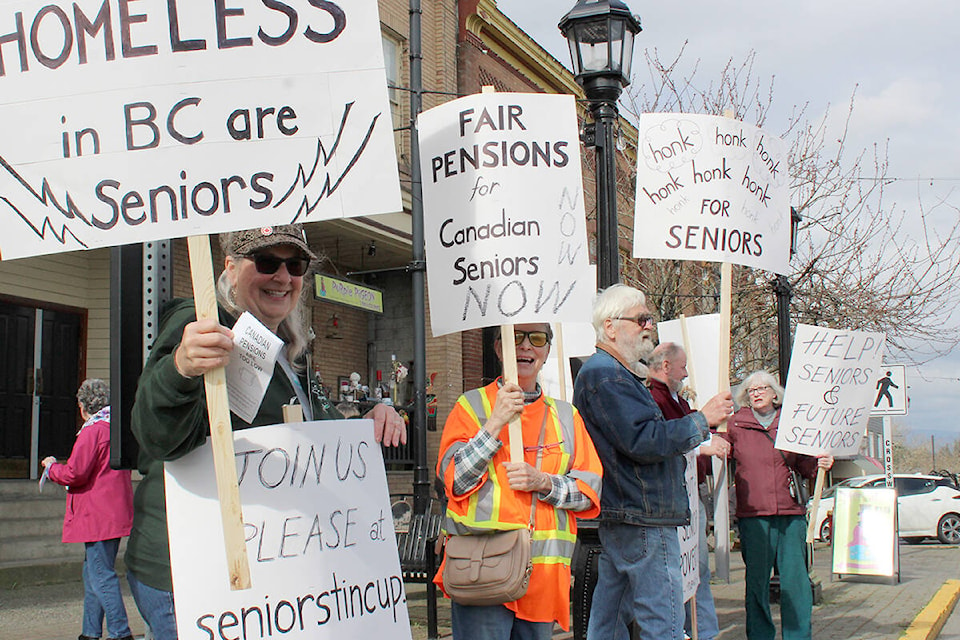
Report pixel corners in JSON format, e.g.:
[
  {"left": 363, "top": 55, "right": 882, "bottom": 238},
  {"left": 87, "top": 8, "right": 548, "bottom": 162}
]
[
  {"left": 633, "top": 113, "right": 791, "bottom": 274},
  {"left": 831, "top": 486, "right": 898, "bottom": 578},
  {"left": 418, "top": 93, "right": 593, "bottom": 336},
  {"left": 0, "top": 0, "right": 401, "bottom": 261},
  {"left": 165, "top": 419, "right": 411, "bottom": 640},
  {"left": 776, "top": 324, "right": 885, "bottom": 458}
]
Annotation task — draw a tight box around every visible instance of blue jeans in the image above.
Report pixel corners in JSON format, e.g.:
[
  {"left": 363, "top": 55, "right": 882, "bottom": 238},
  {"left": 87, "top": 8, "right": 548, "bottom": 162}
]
[
  {"left": 451, "top": 602, "right": 553, "bottom": 640},
  {"left": 587, "top": 522, "right": 685, "bottom": 640},
  {"left": 685, "top": 499, "right": 720, "bottom": 640},
  {"left": 82, "top": 539, "right": 131, "bottom": 639},
  {"left": 739, "top": 515, "right": 812, "bottom": 640},
  {"left": 127, "top": 571, "right": 178, "bottom": 640}
]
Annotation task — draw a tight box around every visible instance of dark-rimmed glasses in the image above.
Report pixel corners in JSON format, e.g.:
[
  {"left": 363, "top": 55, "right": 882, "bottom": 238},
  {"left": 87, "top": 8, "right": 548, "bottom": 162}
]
[
  {"left": 513, "top": 330, "right": 550, "bottom": 348},
  {"left": 617, "top": 314, "right": 655, "bottom": 328},
  {"left": 747, "top": 385, "right": 771, "bottom": 395},
  {"left": 245, "top": 253, "right": 310, "bottom": 277}
]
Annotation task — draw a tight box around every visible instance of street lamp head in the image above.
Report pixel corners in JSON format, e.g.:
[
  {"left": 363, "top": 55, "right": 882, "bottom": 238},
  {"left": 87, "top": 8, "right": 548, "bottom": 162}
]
[{"left": 559, "top": 0, "right": 642, "bottom": 102}]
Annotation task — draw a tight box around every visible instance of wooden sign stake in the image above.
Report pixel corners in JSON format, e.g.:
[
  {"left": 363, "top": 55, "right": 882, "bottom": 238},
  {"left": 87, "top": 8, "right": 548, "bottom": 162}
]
[
  {"left": 806, "top": 467, "right": 827, "bottom": 543},
  {"left": 187, "top": 235, "right": 251, "bottom": 591},
  {"left": 499, "top": 324, "right": 524, "bottom": 463},
  {"left": 554, "top": 323, "right": 568, "bottom": 403}
]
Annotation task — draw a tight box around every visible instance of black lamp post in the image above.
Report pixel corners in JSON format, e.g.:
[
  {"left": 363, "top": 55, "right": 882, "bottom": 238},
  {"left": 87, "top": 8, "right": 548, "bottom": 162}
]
[
  {"left": 773, "top": 207, "right": 802, "bottom": 384},
  {"left": 560, "top": 0, "right": 641, "bottom": 288},
  {"left": 560, "top": 7, "right": 641, "bottom": 637}
]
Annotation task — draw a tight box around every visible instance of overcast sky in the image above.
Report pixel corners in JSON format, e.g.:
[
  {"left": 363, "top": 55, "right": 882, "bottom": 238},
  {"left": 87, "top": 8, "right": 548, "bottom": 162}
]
[{"left": 495, "top": 0, "right": 960, "bottom": 447}]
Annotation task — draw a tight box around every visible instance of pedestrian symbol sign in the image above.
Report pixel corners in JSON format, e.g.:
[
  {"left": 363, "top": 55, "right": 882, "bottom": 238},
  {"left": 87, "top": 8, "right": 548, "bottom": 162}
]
[{"left": 871, "top": 365, "right": 908, "bottom": 416}]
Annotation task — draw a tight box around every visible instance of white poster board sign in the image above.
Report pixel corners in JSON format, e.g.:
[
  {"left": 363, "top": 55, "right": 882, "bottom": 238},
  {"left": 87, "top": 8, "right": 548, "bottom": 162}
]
[
  {"left": 678, "top": 449, "right": 700, "bottom": 603},
  {"left": 539, "top": 320, "right": 596, "bottom": 401},
  {"left": 633, "top": 113, "right": 790, "bottom": 273},
  {"left": 776, "top": 324, "right": 885, "bottom": 457},
  {"left": 418, "top": 93, "right": 592, "bottom": 336},
  {"left": 165, "top": 420, "right": 410, "bottom": 640},
  {"left": 657, "top": 314, "right": 721, "bottom": 405},
  {"left": 0, "top": 0, "right": 401, "bottom": 260}
]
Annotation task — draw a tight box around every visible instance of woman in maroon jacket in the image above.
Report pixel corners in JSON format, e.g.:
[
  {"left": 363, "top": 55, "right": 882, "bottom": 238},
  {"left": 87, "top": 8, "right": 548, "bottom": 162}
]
[
  {"left": 717, "top": 371, "right": 832, "bottom": 640},
  {"left": 42, "top": 379, "right": 134, "bottom": 640}
]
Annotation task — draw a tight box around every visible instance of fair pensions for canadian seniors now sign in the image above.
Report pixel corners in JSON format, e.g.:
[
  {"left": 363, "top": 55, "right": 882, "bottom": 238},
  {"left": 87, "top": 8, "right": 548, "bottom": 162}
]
[
  {"left": 418, "top": 93, "right": 593, "bottom": 336},
  {"left": 0, "top": 0, "right": 401, "bottom": 261},
  {"left": 633, "top": 113, "right": 791, "bottom": 274}
]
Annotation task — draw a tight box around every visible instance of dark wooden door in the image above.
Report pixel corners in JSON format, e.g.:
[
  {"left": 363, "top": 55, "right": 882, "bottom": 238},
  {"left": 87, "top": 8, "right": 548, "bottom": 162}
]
[
  {"left": 0, "top": 301, "right": 83, "bottom": 478},
  {"left": 38, "top": 309, "right": 82, "bottom": 459},
  {"left": 0, "top": 301, "right": 35, "bottom": 477}
]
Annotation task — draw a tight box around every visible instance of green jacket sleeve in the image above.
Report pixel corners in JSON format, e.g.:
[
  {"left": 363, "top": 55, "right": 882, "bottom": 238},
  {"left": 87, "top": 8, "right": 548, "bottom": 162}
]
[{"left": 130, "top": 299, "right": 211, "bottom": 465}]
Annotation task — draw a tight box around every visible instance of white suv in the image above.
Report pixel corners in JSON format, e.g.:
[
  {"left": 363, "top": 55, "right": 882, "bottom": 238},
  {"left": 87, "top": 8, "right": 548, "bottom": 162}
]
[{"left": 809, "top": 473, "right": 960, "bottom": 544}]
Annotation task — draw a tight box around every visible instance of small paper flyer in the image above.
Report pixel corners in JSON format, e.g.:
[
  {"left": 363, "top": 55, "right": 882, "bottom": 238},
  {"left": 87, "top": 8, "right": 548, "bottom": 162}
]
[{"left": 226, "top": 312, "right": 283, "bottom": 423}]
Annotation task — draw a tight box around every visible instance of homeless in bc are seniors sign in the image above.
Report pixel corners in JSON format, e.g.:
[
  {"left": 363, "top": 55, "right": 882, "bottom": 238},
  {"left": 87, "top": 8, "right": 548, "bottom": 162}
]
[
  {"left": 418, "top": 93, "right": 593, "bottom": 336},
  {"left": 0, "top": 0, "right": 401, "bottom": 261}
]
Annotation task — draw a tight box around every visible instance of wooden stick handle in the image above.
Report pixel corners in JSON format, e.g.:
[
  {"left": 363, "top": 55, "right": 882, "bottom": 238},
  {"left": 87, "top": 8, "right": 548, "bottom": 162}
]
[
  {"left": 806, "top": 467, "right": 827, "bottom": 544},
  {"left": 554, "top": 323, "right": 567, "bottom": 403},
  {"left": 499, "top": 325, "right": 524, "bottom": 463},
  {"left": 187, "top": 235, "right": 251, "bottom": 591},
  {"left": 717, "top": 262, "right": 732, "bottom": 432}
]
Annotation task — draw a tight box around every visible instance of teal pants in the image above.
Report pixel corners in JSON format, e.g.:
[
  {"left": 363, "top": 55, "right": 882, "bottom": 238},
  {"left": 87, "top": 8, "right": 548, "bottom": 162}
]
[{"left": 738, "top": 515, "right": 811, "bottom": 640}]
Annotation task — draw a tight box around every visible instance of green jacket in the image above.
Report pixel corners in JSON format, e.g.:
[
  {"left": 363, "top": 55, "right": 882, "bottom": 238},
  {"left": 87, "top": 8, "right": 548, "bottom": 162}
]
[{"left": 124, "top": 298, "right": 341, "bottom": 591}]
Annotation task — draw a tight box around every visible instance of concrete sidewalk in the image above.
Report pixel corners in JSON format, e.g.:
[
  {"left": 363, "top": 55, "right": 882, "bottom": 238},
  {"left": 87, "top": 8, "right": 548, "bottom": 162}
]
[
  {"left": 2, "top": 541, "right": 956, "bottom": 640},
  {"left": 404, "top": 540, "right": 960, "bottom": 640}
]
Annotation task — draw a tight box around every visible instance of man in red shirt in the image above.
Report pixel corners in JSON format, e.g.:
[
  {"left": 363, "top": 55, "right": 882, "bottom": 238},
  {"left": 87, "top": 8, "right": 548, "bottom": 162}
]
[{"left": 648, "top": 342, "right": 728, "bottom": 640}]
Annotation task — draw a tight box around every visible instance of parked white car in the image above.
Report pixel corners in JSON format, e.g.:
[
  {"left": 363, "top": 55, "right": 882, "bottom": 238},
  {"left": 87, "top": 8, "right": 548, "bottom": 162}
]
[{"left": 808, "top": 473, "right": 960, "bottom": 544}]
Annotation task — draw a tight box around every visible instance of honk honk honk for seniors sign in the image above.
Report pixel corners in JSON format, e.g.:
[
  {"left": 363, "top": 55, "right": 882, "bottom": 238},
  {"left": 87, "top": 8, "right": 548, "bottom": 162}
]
[
  {"left": 633, "top": 113, "right": 791, "bottom": 273},
  {"left": 0, "top": 0, "right": 401, "bottom": 261}
]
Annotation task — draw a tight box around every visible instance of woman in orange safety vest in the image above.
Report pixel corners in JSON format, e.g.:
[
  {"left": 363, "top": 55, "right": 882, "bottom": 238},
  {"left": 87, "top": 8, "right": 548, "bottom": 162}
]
[{"left": 435, "top": 322, "right": 603, "bottom": 640}]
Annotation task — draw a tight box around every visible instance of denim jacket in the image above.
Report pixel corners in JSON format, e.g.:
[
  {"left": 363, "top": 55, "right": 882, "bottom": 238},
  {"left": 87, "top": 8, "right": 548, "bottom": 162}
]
[{"left": 573, "top": 346, "right": 709, "bottom": 526}]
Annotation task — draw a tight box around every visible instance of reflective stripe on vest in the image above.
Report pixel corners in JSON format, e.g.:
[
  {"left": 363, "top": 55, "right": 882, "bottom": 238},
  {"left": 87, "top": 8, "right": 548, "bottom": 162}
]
[{"left": 442, "top": 388, "right": 581, "bottom": 548}]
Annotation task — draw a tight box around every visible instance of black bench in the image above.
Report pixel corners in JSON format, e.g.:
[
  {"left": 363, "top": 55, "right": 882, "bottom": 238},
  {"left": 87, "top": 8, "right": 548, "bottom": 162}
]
[{"left": 393, "top": 497, "right": 444, "bottom": 640}]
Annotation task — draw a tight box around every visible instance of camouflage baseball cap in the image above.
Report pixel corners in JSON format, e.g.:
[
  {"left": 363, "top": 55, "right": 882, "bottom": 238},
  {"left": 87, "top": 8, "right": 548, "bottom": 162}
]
[{"left": 220, "top": 224, "right": 318, "bottom": 261}]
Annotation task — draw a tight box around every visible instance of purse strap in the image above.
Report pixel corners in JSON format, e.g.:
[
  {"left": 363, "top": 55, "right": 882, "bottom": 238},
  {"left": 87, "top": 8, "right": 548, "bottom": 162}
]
[{"left": 759, "top": 428, "right": 794, "bottom": 470}]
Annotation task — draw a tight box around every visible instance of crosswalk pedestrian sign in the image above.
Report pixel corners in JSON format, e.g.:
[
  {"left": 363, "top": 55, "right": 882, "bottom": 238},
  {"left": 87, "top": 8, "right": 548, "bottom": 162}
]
[{"left": 870, "top": 364, "right": 907, "bottom": 416}]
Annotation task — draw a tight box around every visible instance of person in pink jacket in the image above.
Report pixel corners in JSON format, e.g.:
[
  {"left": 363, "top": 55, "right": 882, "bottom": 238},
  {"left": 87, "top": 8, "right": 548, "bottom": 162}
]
[{"left": 42, "top": 378, "right": 134, "bottom": 640}]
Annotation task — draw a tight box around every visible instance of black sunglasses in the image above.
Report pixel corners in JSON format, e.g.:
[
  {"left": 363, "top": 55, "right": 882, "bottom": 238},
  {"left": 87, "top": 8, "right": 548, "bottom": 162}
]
[
  {"left": 245, "top": 253, "right": 310, "bottom": 277},
  {"left": 617, "top": 314, "right": 655, "bottom": 327}
]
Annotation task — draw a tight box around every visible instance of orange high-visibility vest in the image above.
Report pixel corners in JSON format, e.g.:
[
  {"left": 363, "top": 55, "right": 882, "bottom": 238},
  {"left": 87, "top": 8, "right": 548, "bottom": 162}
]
[{"left": 435, "top": 381, "right": 602, "bottom": 629}]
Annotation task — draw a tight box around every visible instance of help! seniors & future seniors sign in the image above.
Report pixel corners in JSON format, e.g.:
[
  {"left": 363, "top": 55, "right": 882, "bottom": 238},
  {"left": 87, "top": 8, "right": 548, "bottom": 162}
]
[
  {"left": 0, "top": 0, "right": 401, "bottom": 261},
  {"left": 633, "top": 113, "right": 790, "bottom": 273},
  {"left": 164, "top": 419, "right": 410, "bottom": 640},
  {"left": 418, "top": 93, "right": 592, "bottom": 336},
  {"left": 776, "top": 324, "right": 885, "bottom": 458}
]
